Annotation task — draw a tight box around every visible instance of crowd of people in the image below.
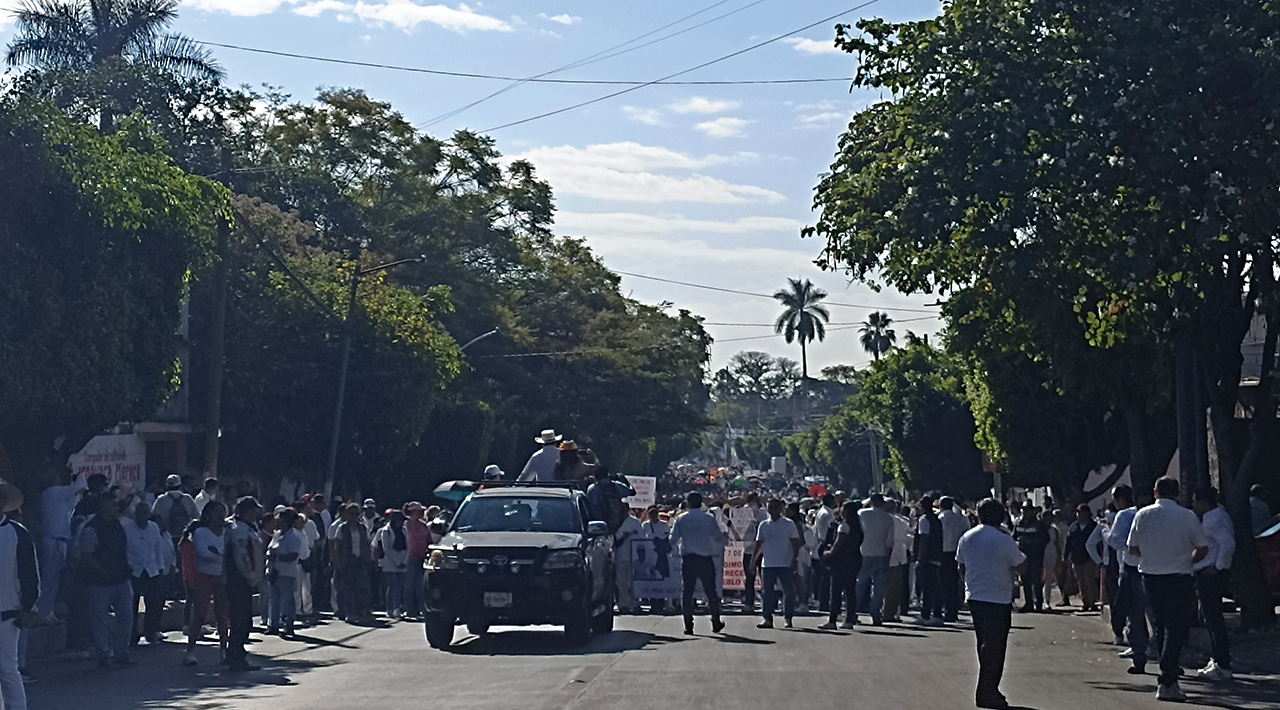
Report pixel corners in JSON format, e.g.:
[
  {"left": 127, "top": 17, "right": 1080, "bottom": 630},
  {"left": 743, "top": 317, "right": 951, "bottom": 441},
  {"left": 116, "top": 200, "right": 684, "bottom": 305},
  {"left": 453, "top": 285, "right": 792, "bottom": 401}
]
[
  {"left": 606, "top": 476, "right": 1264, "bottom": 708},
  {"left": 0, "top": 467, "right": 456, "bottom": 710},
  {"left": 0, "top": 431, "right": 1274, "bottom": 710}
]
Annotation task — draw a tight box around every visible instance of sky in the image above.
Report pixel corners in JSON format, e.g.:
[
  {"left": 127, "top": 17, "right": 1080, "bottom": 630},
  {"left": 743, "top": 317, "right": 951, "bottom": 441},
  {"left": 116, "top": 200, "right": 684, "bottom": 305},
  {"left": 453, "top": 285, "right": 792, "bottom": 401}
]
[{"left": 0, "top": 0, "right": 947, "bottom": 374}]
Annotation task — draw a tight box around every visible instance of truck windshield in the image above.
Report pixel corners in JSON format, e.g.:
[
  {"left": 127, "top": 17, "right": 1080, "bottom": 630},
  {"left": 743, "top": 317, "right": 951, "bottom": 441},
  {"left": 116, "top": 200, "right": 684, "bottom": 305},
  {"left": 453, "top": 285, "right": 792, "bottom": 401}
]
[{"left": 451, "top": 497, "right": 580, "bottom": 534}]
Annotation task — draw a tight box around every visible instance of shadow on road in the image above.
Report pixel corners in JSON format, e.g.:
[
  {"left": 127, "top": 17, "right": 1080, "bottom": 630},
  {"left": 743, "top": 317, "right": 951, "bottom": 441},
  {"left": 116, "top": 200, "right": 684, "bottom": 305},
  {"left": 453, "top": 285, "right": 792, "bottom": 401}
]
[
  {"left": 1085, "top": 674, "right": 1280, "bottom": 710},
  {"left": 447, "top": 629, "right": 657, "bottom": 656},
  {"left": 26, "top": 645, "right": 340, "bottom": 710},
  {"left": 856, "top": 629, "right": 928, "bottom": 639}
]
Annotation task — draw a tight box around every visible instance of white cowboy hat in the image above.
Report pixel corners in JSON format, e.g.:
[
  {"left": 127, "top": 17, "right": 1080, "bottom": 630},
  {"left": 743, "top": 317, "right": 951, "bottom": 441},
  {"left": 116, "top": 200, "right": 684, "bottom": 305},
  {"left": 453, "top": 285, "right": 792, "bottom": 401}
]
[{"left": 534, "top": 429, "right": 563, "bottom": 445}]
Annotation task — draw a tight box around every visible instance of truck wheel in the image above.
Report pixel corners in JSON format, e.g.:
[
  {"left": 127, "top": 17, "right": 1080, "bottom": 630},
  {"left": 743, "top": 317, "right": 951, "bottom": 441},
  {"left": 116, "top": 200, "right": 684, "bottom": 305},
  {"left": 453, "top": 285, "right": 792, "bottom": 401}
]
[
  {"left": 425, "top": 613, "right": 455, "bottom": 650},
  {"left": 564, "top": 603, "right": 592, "bottom": 645},
  {"left": 591, "top": 592, "right": 614, "bottom": 634}
]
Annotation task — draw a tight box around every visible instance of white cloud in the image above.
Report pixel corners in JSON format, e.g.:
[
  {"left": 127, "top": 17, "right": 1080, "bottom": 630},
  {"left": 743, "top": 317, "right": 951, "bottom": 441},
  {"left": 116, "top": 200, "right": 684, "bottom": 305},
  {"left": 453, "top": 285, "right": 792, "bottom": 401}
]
[
  {"left": 555, "top": 212, "right": 805, "bottom": 238},
  {"left": 182, "top": 0, "right": 296, "bottom": 15},
  {"left": 785, "top": 37, "right": 843, "bottom": 55},
  {"left": 667, "top": 96, "right": 741, "bottom": 115},
  {"left": 538, "top": 12, "right": 580, "bottom": 25},
  {"left": 291, "top": 1, "right": 511, "bottom": 31},
  {"left": 512, "top": 143, "right": 781, "bottom": 204},
  {"left": 797, "top": 111, "right": 846, "bottom": 128},
  {"left": 622, "top": 106, "right": 665, "bottom": 126},
  {"left": 695, "top": 117, "right": 749, "bottom": 138}
]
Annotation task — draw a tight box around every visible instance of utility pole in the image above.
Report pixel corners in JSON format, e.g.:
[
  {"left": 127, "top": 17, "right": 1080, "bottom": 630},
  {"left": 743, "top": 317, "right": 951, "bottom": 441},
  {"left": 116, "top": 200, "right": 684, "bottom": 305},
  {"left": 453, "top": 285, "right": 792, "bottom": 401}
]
[
  {"left": 202, "top": 215, "right": 230, "bottom": 478},
  {"left": 321, "top": 255, "right": 428, "bottom": 500}
]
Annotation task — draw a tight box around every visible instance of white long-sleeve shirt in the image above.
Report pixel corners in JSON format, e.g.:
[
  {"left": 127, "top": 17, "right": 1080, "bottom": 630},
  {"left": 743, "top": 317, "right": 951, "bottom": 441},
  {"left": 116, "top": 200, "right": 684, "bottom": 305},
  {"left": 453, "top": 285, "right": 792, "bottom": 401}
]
[
  {"left": 1107, "top": 507, "right": 1138, "bottom": 567},
  {"left": 1085, "top": 522, "right": 1106, "bottom": 565},
  {"left": 124, "top": 520, "right": 169, "bottom": 578},
  {"left": 1194, "top": 505, "right": 1236, "bottom": 572}
]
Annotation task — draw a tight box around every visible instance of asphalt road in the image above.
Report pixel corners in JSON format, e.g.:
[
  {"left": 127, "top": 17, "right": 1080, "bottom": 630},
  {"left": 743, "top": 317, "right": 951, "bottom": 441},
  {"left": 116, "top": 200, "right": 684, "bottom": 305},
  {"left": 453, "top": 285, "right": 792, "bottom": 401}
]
[{"left": 26, "top": 607, "right": 1279, "bottom": 710}]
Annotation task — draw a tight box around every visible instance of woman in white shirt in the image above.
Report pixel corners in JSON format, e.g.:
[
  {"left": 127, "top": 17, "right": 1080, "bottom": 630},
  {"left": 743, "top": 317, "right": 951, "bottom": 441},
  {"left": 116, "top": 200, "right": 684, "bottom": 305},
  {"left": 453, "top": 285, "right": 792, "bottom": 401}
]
[
  {"left": 267, "top": 508, "right": 305, "bottom": 636},
  {"left": 639, "top": 507, "right": 673, "bottom": 612},
  {"left": 372, "top": 511, "right": 410, "bottom": 619},
  {"left": 183, "top": 501, "right": 229, "bottom": 666}
]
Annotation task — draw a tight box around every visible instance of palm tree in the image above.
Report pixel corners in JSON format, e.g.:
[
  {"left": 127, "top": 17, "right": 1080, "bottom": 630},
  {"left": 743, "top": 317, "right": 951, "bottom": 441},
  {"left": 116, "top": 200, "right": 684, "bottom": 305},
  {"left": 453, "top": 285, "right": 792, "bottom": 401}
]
[
  {"left": 5, "top": 0, "right": 223, "bottom": 131},
  {"left": 772, "top": 277, "right": 830, "bottom": 379},
  {"left": 858, "top": 311, "right": 897, "bottom": 361}
]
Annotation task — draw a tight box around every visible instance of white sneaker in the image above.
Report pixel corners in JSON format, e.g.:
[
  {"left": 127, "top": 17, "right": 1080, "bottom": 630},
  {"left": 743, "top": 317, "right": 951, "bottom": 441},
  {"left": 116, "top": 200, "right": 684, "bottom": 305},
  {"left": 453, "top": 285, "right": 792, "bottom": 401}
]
[
  {"left": 1197, "top": 662, "right": 1232, "bottom": 682},
  {"left": 1119, "top": 647, "right": 1135, "bottom": 658},
  {"left": 1156, "top": 683, "right": 1187, "bottom": 702}
]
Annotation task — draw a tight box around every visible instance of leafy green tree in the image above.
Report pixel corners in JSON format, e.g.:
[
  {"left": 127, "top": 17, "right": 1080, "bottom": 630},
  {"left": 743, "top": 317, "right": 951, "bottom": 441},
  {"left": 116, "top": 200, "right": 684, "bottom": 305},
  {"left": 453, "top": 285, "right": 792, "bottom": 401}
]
[
  {"left": 5, "top": 0, "right": 222, "bottom": 131},
  {"left": 187, "top": 196, "right": 461, "bottom": 496},
  {"left": 806, "top": 0, "right": 1280, "bottom": 626},
  {"left": 858, "top": 311, "right": 895, "bottom": 361},
  {"left": 0, "top": 99, "right": 228, "bottom": 487},
  {"left": 846, "top": 337, "right": 987, "bottom": 498},
  {"left": 773, "top": 277, "right": 830, "bottom": 378}
]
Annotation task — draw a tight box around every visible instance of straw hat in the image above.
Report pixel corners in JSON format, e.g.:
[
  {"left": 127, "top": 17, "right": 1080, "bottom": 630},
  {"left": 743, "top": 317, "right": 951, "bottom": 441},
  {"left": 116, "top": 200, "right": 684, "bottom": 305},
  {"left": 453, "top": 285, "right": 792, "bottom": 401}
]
[
  {"left": 0, "top": 479, "right": 24, "bottom": 514},
  {"left": 535, "top": 429, "right": 564, "bottom": 445}
]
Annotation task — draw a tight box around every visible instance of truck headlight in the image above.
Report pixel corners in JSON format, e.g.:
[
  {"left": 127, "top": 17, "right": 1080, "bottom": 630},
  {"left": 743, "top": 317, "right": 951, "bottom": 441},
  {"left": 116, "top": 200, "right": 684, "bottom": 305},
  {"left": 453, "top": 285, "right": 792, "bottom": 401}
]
[
  {"left": 543, "top": 550, "right": 583, "bottom": 570},
  {"left": 427, "top": 550, "right": 460, "bottom": 571}
]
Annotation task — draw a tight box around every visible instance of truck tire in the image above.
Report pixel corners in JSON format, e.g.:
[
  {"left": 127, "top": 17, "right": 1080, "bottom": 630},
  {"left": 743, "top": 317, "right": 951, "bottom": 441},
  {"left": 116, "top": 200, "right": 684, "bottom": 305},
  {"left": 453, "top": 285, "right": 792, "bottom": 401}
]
[
  {"left": 564, "top": 603, "right": 592, "bottom": 645},
  {"left": 425, "top": 613, "right": 455, "bottom": 650},
  {"left": 591, "top": 592, "right": 614, "bottom": 634}
]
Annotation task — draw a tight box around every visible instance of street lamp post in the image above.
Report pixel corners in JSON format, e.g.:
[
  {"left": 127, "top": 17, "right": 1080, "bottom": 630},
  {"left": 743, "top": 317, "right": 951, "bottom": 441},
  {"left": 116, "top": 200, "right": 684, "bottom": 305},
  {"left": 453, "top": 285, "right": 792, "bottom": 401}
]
[{"left": 322, "top": 255, "right": 425, "bottom": 500}]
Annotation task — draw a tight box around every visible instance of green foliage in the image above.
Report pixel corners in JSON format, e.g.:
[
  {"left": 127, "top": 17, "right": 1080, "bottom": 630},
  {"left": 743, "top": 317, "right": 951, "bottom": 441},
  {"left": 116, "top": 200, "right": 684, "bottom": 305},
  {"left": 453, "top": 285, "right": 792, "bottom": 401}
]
[
  {"left": 0, "top": 99, "right": 228, "bottom": 478},
  {"left": 772, "top": 277, "right": 830, "bottom": 377},
  {"left": 846, "top": 337, "right": 986, "bottom": 498}
]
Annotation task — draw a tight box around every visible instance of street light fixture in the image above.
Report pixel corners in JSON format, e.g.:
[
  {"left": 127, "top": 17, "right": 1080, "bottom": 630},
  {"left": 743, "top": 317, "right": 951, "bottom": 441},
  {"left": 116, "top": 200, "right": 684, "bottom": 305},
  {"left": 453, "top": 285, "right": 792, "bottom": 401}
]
[{"left": 322, "top": 255, "right": 425, "bottom": 499}]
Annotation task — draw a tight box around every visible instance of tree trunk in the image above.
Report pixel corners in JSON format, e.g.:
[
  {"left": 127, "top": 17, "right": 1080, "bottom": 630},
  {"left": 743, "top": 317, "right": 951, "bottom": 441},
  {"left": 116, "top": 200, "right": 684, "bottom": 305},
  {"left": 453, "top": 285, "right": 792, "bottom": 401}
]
[
  {"left": 1123, "top": 402, "right": 1156, "bottom": 498},
  {"left": 800, "top": 339, "right": 808, "bottom": 379}
]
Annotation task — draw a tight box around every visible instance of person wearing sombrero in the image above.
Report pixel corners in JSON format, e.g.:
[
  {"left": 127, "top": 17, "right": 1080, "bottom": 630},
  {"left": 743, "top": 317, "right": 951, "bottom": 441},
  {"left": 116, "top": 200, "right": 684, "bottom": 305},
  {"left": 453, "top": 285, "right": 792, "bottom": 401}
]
[
  {"left": 517, "top": 429, "right": 564, "bottom": 482},
  {"left": 0, "top": 478, "right": 39, "bottom": 710}
]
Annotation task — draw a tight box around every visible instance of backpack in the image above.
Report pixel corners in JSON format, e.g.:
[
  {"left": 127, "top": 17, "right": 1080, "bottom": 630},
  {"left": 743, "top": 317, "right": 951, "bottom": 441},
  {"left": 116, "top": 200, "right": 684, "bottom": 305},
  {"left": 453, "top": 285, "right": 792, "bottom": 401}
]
[{"left": 162, "top": 493, "right": 191, "bottom": 539}]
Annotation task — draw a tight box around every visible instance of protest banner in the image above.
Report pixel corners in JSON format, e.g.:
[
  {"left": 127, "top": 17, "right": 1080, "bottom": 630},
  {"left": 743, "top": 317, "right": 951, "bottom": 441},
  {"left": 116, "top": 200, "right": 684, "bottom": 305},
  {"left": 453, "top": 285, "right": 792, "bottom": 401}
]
[
  {"left": 624, "top": 476, "right": 656, "bottom": 509},
  {"left": 729, "top": 506, "right": 755, "bottom": 539},
  {"left": 68, "top": 434, "right": 146, "bottom": 490},
  {"left": 723, "top": 541, "right": 745, "bottom": 590},
  {"left": 632, "top": 538, "right": 681, "bottom": 600}
]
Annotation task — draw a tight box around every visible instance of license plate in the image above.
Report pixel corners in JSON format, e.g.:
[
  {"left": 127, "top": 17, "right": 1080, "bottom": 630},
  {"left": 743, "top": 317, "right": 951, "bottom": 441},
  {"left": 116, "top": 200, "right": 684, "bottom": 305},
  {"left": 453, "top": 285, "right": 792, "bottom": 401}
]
[{"left": 483, "top": 592, "right": 513, "bottom": 608}]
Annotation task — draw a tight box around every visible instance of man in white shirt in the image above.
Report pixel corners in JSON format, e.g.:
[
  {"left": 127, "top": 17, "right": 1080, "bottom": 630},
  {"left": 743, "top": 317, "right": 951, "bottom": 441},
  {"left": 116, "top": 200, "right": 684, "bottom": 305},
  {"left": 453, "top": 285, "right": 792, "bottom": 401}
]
[
  {"left": 882, "top": 499, "right": 913, "bottom": 622},
  {"left": 36, "top": 467, "right": 86, "bottom": 620},
  {"left": 123, "top": 502, "right": 170, "bottom": 646},
  {"left": 0, "top": 479, "right": 39, "bottom": 710},
  {"left": 811, "top": 494, "right": 836, "bottom": 612},
  {"left": 956, "top": 498, "right": 1027, "bottom": 710},
  {"left": 751, "top": 498, "right": 801, "bottom": 629},
  {"left": 737, "top": 494, "right": 770, "bottom": 613},
  {"left": 1126, "top": 477, "right": 1209, "bottom": 702},
  {"left": 517, "top": 429, "right": 562, "bottom": 482},
  {"left": 854, "top": 494, "right": 895, "bottom": 626},
  {"left": 1106, "top": 484, "right": 1150, "bottom": 667},
  {"left": 938, "top": 496, "right": 969, "bottom": 622},
  {"left": 670, "top": 492, "right": 725, "bottom": 635},
  {"left": 613, "top": 511, "right": 643, "bottom": 613},
  {"left": 1192, "top": 487, "right": 1236, "bottom": 682},
  {"left": 193, "top": 477, "right": 219, "bottom": 515}
]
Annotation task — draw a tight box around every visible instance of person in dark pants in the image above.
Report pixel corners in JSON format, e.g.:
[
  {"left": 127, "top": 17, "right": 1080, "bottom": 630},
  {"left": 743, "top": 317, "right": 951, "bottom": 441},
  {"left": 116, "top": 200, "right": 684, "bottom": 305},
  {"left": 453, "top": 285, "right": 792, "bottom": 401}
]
[
  {"left": 1012, "top": 504, "right": 1049, "bottom": 612},
  {"left": 811, "top": 494, "right": 837, "bottom": 612},
  {"left": 1192, "top": 487, "right": 1236, "bottom": 681},
  {"left": 914, "top": 496, "right": 944, "bottom": 624},
  {"left": 670, "top": 492, "right": 725, "bottom": 635},
  {"left": 224, "top": 497, "right": 264, "bottom": 671},
  {"left": 123, "top": 503, "right": 169, "bottom": 646},
  {"left": 1126, "top": 477, "right": 1209, "bottom": 702},
  {"left": 737, "top": 493, "right": 767, "bottom": 614},
  {"left": 818, "top": 501, "right": 862, "bottom": 629},
  {"left": 957, "top": 499, "right": 1027, "bottom": 710}
]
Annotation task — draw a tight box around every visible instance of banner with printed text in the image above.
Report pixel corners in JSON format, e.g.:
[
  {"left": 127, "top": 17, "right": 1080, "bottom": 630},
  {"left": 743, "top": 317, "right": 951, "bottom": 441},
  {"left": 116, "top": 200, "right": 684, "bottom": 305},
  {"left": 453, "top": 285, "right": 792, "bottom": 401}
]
[
  {"left": 68, "top": 434, "right": 146, "bottom": 490},
  {"left": 624, "top": 476, "right": 656, "bottom": 509}
]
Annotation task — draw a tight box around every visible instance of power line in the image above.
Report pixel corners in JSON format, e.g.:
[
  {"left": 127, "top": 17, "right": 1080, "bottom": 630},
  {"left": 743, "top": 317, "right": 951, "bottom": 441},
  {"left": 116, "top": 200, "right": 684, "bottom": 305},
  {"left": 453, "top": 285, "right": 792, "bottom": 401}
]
[
  {"left": 424, "top": 0, "right": 764, "bottom": 127},
  {"left": 480, "top": 0, "right": 880, "bottom": 132},
  {"left": 196, "top": 40, "right": 851, "bottom": 87},
  {"left": 614, "top": 270, "right": 940, "bottom": 313}
]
